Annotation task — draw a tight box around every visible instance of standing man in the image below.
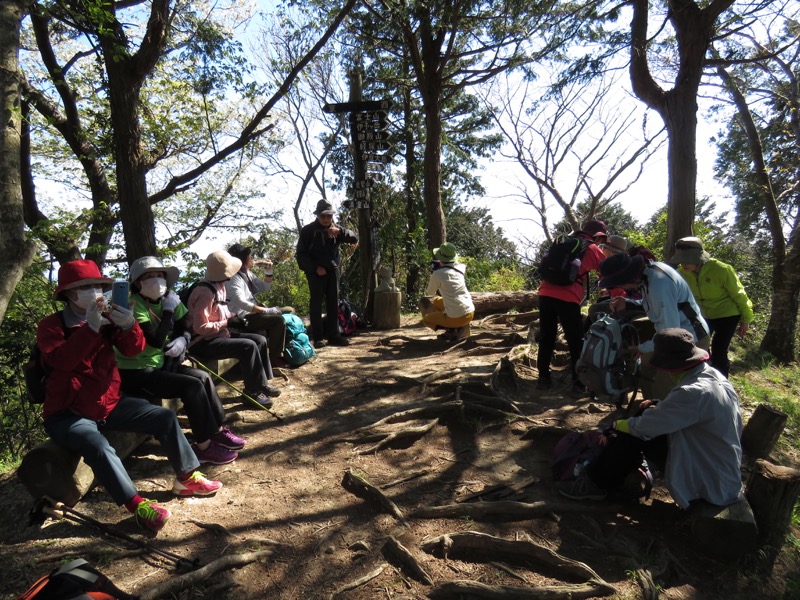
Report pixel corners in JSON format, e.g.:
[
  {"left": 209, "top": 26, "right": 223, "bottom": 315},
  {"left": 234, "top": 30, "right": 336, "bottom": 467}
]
[{"left": 296, "top": 200, "right": 359, "bottom": 349}]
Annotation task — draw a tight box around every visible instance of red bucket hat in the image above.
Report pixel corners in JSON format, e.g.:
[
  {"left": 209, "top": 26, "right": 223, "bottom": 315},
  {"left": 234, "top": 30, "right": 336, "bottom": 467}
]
[{"left": 54, "top": 260, "right": 113, "bottom": 300}]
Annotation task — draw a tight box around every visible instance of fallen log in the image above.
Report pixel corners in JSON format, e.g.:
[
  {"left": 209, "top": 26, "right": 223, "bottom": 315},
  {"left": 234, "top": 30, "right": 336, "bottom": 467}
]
[
  {"left": 420, "top": 531, "right": 603, "bottom": 583},
  {"left": 410, "top": 500, "right": 617, "bottom": 521},
  {"left": 342, "top": 468, "right": 407, "bottom": 525},
  {"left": 427, "top": 579, "right": 615, "bottom": 599},
  {"left": 382, "top": 536, "right": 434, "bottom": 585},
  {"left": 470, "top": 291, "right": 540, "bottom": 314},
  {"left": 136, "top": 550, "right": 272, "bottom": 600}
]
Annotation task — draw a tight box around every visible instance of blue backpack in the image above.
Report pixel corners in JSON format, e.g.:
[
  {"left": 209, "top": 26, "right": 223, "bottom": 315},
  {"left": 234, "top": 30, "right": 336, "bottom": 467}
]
[{"left": 282, "top": 314, "right": 316, "bottom": 367}]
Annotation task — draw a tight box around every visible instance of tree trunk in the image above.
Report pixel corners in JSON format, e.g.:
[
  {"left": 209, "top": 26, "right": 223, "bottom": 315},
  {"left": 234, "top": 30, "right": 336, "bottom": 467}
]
[
  {"left": 423, "top": 100, "right": 445, "bottom": 248},
  {"left": 0, "top": 0, "right": 37, "bottom": 325},
  {"left": 403, "top": 60, "right": 421, "bottom": 303},
  {"left": 741, "top": 403, "right": 788, "bottom": 460},
  {"left": 761, "top": 253, "right": 800, "bottom": 362}
]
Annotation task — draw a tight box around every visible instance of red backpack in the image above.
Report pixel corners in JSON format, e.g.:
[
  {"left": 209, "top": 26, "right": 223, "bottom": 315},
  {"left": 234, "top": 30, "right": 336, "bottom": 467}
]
[{"left": 16, "top": 559, "right": 136, "bottom": 600}]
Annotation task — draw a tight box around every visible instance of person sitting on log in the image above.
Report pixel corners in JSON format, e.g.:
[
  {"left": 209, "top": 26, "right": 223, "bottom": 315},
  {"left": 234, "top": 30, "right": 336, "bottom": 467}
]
[
  {"left": 226, "top": 243, "right": 294, "bottom": 370},
  {"left": 117, "top": 256, "right": 246, "bottom": 466},
  {"left": 38, "top": 260, "right": 223, "bottom": 533},
  {"left": 419, "top": 242, "right": 475, "bottom": 341},
  {"left": 557, "top": 328, "right": 744, "bottom": 508},
  {"left": 185, "top": 250, "right": 281, "bottom": 407}
]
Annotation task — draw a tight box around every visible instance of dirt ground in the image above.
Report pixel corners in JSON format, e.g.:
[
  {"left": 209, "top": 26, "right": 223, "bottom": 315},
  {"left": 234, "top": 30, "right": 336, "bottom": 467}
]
[{"left": 0, "top": 315, "right": 797, "bottom": 599}]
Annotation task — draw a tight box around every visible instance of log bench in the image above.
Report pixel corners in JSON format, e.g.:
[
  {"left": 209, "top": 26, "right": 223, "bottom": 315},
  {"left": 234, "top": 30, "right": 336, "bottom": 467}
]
[{"left": 17, "top": 357, "right": 238, "bottom": 507}]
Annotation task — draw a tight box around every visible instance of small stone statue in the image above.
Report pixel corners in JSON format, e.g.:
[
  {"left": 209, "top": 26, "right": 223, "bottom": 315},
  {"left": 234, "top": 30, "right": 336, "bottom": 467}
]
[{"left": 374, "top": 265, "right": 399, "bottom": 293}]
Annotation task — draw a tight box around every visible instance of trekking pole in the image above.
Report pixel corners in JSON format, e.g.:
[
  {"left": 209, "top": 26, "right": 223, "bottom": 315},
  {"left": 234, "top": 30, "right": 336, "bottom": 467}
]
[
  {"left": 31, "top": 496, "right": 199, "bottom": 570},
  {"left": 187, "top": 355, "right": 284, "bottom": 422}
]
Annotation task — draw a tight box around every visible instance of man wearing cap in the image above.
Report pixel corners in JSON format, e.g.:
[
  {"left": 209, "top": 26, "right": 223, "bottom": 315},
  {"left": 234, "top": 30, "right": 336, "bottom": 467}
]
[
  {"left": 38, "top": 259, "right": 223, "bottom": 532},
  {"left": 671, "top": 237, "right": 754, "bottom": 377},
  {"left": 558, "top": 328, "right": 744, "bottom": 509},
  {"left": 599, "top": 249, "right": 710, "bottom": 399},
  {"left": 419, "top": 242, "right": 475, "bottom": 341},
  {"left": 186, "top": 250, "right": 281, "bottom": 407},
  {"left": 536, "top": 219, "right": 608, "bottom": 392},
  {"left": 296, "top": 200, "right": 359, "bottom": 348}
]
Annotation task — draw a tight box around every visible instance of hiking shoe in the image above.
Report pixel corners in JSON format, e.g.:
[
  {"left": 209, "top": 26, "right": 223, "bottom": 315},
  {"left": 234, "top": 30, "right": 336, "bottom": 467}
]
[
  {"left": 135, "top": 499, "right": 170, "bottom": 532},
  {"left": 557, "top": 474, "right": 608, "bottom": 501},
  {"left": 314, "top": 339, "right": 328, "bottom": 349},
  {"left": 243, "top": 391, "right": 273, "bottom": 408},
  {"left": 328, "top": 336, "right": 350, "bottom": 346},
  {"left": 453, "top": 324, "right": 471, "bottom": 340},
  {"left": 263, "top": 384, "right": 281, "bottom": 397},
  {"left": 439, "top": 328, "right": 457, "bottom": 341},
  {"left": 172, "top": 471, "right": 223, "bottom": 496},
  {"left": 536, "top": 377, "right": 552, "bottom": 390},
  {"left": 193, "top": 442, "right": 238, "bottom": 465},
  {"left": 212, "top": 426, "right": 246, "bottom": 450}
]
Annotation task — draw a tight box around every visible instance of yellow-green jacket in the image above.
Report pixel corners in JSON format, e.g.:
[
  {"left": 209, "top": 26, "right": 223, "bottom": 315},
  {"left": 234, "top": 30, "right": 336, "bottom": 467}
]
[{"left": 677, "top": 258, "right": 753, "bottom": 323}]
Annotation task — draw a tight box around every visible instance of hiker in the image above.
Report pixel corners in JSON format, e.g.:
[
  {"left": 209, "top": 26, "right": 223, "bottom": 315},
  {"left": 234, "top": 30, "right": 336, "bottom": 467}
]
[
  {"left": 536, "top": 219, "right": 608, "bottom": 392},
  {"left": 186, "top": 250, "right": 281, "bottom": 407},
  {"left": 558, "top": 328, "right": 744, "bottom": 509},
  {"left": 671, "top": 237, "right": 754, "bottom": 377},
  {"left": 295, "top": 199, "right": 359, "bottom": 349},
  {"left": 38, "top": 259, "right": 222, "bottom": 532},
  {"left": 117, "top": 256, "right": 246, "bottom": 466},
  {"left": 419, "top": 242, "right": 475, "bottom": 341},
  {"left": 226, "top": 243, "right": 294, "bottom": 369},
  {"left": 599, "top": 250, "right": 710, "bottom": 400},
  {"left": 587, "top": 235, "right": 636, "bottom": 325}
]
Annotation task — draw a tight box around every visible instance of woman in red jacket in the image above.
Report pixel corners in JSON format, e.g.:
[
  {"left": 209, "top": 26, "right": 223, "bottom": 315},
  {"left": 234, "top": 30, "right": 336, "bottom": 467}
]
[{"left": 39, "top": 260, "right": 223, "bottom": 532}]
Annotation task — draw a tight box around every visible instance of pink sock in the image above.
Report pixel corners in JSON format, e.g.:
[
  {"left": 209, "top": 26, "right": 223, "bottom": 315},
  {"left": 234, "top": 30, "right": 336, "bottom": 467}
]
[{"left": 124, "top": 494, "right": 145, "bottom": 513}]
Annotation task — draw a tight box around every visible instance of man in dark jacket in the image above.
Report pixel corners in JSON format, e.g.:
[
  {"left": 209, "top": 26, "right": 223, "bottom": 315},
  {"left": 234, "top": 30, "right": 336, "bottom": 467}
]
[{"left": 296, "top": 200, "right": 359, "bottom": 348}]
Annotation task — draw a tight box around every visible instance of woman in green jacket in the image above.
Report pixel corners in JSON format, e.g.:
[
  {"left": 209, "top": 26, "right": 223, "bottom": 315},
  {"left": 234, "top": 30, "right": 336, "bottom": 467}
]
[{"left": 671, "top": 237, "right": 754, "bottom": 378}]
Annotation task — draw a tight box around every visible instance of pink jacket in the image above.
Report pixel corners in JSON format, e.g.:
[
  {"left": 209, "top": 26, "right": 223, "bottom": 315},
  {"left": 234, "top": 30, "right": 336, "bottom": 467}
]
[
  {"left": 187, "top": 280, "right": 233, "bottom": 339},
  {"left": 38, "top": 311, "right": 146, "bottom": 421}
]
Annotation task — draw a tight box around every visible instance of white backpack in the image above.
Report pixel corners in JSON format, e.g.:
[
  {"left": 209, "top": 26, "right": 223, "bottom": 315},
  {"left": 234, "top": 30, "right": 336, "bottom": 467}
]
[{"left": 576, "top": 313, "right": 640, "bottom": 402}]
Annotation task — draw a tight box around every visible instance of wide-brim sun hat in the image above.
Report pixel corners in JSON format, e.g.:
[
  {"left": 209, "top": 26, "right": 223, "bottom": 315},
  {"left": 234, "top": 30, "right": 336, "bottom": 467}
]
[
  {"left": 598, "top": 253, "right": 645, "bottom": 288},
  {"left": 670, "top": 236, "right": 710, "bottom": 265},
  {"left": 433, "top": 242, "right": 458, "bottom": 263},
  {"left": 129, "top": 256, "right": 180, "bottom": 288},
  {"left": 53, "top": 259, "right": 113, "bottom": 300},
  {"left": 603, "top": 235, "right": 630, "bottom": 254},
  {"left": 648, "top": 327, "right": 709, "bottom": 370},
  {"left": 205, "top": 250, "right": 242, "bottom": 281}
]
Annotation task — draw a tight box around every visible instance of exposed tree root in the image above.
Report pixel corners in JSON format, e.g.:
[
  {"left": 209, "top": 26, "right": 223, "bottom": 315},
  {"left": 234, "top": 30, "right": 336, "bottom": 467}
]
[
  {"left": 410, "top": 500, "right": 618, "bottom": 521},
  {"left": 341, "top": 468, "right": 407, "bottom": 525},
  {"left": 328, "top": 563, "right": 387, "bottom": 599},
  {"left": 477, "top": 311, "right": 539, "bottom": 327},
  {"left": 381, "top": 468, "right": 431, "bottom": 489},
  {"left": 356, "top": 419, "right": 438, "bottom": 454},
  {"left": 420, "top": 531, "right": 604, "bottom": 583},
  {"left": 136, "top": 550, "right": 272, "bottom": 600},
  {"left": 189, "top": 519, "right": 232, "bottom": 536},
  {"left": 426, "top": 579, "right": 615, "bottom": 599},
  {"left": 456, "top": 476, "right": 539, "bottom": 503},
  {"left": 382, "top": 536, "right": 434, "bottom": 585}
]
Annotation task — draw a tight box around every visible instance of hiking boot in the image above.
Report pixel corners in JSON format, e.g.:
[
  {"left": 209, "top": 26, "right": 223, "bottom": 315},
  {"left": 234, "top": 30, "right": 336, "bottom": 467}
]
[
  {"left": 557, "top": 473, "right": 608, "bottom": 501},
  {"left": 243, "top": 390, "right": 273, "bottom": 408},
  {"left": 314, "top": 339, "right": 328, "bottom": 349},
  {"left": 439, "top": 328, "right": 457, "bottom": 341},
  {"left": 193, "top": 443, "right": 238, "bottom": 465},
  {"left": 134, "top": 499, "right": 170, "bottom": 531},
  {"left": 536, "top": 377, "right": 552, "bottom": 390},
  {"left": 263, "top": 384, "right": 281, "bottom": 397},
  {"left": 212, "top": 426, "right": 246, "bottom": 450},
  {"left": 172, "top": 471, "right": 223, "bottom": 496},
  {"left": 453, "top": 324, "right": 471, "bottom": 340},
  {"left": 328, "top": 336, "right": 350, "bottom": 346}
]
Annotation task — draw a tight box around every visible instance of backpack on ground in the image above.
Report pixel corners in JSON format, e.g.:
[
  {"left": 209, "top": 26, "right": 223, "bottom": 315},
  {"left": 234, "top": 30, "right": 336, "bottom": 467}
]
[
  {"left": 177, "top": 280, "right": 217, "bottom": 306},
  {"left": 337, "top": 299, "right": 365, "bottom": 336},
  {"left": 576, "top": 313, "right": 640, "bottom": 403},
  {"left": 282, "top": 313, "right": 316, "bottom": 367},
  {"left": 551, "top": 428, "right": 653, "bottom": 501},
  {"left": 24, "top": 312, "right": 69, "bottom": 405},
  {"left": 536, "top": 235, "right": 590, "bottom": 285},
  {"left": 16, "top": 558, "right": 136, "bottom": 600}
]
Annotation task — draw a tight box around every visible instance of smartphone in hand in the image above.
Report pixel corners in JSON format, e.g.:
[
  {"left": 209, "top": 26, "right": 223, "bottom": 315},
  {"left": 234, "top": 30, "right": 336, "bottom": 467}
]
[{"left": 111, "top": 281, "right": 130, "bottom": 307}]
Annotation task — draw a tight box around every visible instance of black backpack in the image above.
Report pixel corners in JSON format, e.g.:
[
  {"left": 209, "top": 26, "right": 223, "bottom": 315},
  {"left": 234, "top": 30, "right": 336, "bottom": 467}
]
[
  {"left": 177, "top": 281, "right": 217, "bottom": 306},
  {"left": 15, "top": 558, "right": 136, "bottom": 600},
  {"left": 536, "top": 235, "right": 590, "bottom": 285},
  {"left": 24, "top": 312, "right": 69, "bottom": 405}
]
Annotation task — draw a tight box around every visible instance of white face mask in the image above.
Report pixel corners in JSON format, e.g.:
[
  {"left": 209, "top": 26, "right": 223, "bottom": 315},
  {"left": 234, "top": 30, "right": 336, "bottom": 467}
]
[
  {"left": 73, "top": 288, "right": 102, "bottom": 310},
  {"left": 140, "top": 277, "right": 167, "bottom": 301}
]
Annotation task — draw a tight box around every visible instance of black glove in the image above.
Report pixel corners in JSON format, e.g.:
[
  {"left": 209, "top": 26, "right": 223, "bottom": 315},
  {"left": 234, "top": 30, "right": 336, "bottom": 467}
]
[{"left": 227, "top": 315, "right": 247, "bottom": 330}]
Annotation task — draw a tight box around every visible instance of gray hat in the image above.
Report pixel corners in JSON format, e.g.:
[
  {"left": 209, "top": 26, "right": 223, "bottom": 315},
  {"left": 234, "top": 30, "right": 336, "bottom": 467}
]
[
  {"left": 129, "top": 256, "right": 180, "bottom": 288},
  {"left": 602, "top": 235, "right": 630, "bottom": 254},
  {"left": 671, "top": 237, "right": 710, "bottom": 265},
  {"left": 314, "top": 200, "right": 335, "bottom": 215},
  {"left": 205, "top": 250, "right": 242, "bottom": 282},
  {"left": 649, "top": 328, "right": 709, "bottom": 370}
]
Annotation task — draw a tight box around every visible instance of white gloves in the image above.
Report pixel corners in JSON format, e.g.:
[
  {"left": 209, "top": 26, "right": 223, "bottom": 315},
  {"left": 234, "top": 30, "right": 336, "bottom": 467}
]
[
  {"left": 161, "top": 291, "right": 180, "bottom": 312},
  {"left": 265, "top": 306, "right": 281, "bottom": 315},
  {"left": 164, "top": 335, "right": 188, "bottom": 358},
  {"left": 109, "top": 305, "right": 135, "bottom": 330},
  {"left": 86, "top": 298, "right": 104, "bottom": 332}
]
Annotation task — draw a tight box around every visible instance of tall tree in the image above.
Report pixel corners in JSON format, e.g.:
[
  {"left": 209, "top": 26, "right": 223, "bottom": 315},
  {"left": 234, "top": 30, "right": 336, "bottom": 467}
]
[
  {"left": 628, "top": 0, "right": 736, "bottom": 255},
  {"left": 0, "top": 0, "right": 37, "bottom": 325}
]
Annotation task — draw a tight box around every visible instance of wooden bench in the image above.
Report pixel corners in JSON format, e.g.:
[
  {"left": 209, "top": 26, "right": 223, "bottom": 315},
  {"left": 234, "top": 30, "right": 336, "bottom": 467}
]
[{"left": 17, "top": 357, "right": 238, "bottom": 507}]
